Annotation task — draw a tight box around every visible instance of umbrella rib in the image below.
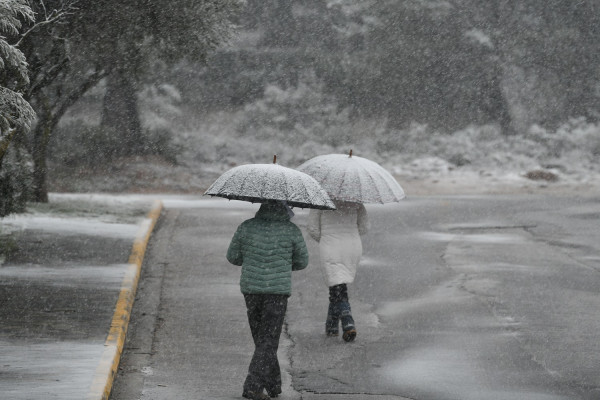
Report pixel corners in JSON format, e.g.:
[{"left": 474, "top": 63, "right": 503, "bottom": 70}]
[
  {"left": 281, "top": 167, "right": 290, "bottom": 202},
  {"left": 305, "top": 160, "right": 338, "bottom": 202},
  {"left": 376, "top": 165, "right": 402, "bottom": 201},
  {"left": 358, "top": 160, "right": 384, "bottom": 203},
  {"left": 335, "top": 169, "right": 347, "bottom": 202},
  {"left": 381, "top": 170, "right": 399, "bottom": 201},
  {"left": 218, "top": 170, "right": 237, "bottom": 197},
  {"left": 319, "top": 163, "right": 337, "bottom": 198},
  {"left": 344, "top": 164, "right": 358, "bottom": 203},
  {"left": 296, "top": 173, "right": 313, "bottom": 207},
  {"left": 375, "top": 163, "right": 399, "bottom": 202},
  {"left": 359, "top": 167, "right": 365, "bottom": 203},
  {"left": 236, "top": 167, "right": 249, "bottom": 199},
  {"left": 332, "top": 158, "right": 352, "bottom": 202},
  {"left": 264, "top": 166, "right": 275, "bottom": 200}
]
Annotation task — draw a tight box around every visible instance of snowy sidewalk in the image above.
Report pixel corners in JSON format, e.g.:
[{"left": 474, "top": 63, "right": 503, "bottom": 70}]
[{"left": 0, "top": 194, "right": 162, "bottom": 400}]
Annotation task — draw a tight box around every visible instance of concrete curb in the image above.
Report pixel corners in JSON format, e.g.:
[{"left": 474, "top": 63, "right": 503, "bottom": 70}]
[{"left": 87, "top": 200, "right": 163, "bottom": 400}]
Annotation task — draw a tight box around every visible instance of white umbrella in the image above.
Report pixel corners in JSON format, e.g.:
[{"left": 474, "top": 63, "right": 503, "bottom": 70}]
[
  {"left": 204, "top": 156, "right": 336, "bottom": 210},
  {"left": 296, "top": 150, "right": 406, "bottom": 204}
]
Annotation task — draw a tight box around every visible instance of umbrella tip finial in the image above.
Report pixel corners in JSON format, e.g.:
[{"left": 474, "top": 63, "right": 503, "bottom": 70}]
[
  {"left": 273, "top": 154, "right": 277, "bottom": 164},
  {"left": 349, "top": 149, "right": 353, "bottom": 158}
]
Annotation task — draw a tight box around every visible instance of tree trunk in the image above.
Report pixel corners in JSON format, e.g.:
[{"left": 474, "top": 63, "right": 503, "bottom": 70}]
[
  {"left": 27, "top": 70, "right": 107, "bottom": 203},
  {"left": 101, "top": 70, "right": 143, "bottom": 155},
  {"left": 31, "top": 117, "right": 51, "bottom": 203},
  {"left": 488, "top": 63, "right": 516, "bottom": 136}
]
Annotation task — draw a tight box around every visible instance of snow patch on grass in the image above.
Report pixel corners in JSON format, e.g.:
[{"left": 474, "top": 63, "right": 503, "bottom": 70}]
[
  {"left": 1, "top": 214, "right": 141, "bottom": 239},
  {"left": 0, "top": 264, "right": 132, "bottom": 289}
]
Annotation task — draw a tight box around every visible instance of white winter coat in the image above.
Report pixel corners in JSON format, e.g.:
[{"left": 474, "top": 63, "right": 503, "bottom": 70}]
[{"left": 307, "top": 200, "right": 370, "bottom": 287}]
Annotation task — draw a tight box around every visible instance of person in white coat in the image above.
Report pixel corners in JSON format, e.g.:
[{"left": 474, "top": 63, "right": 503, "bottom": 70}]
[{"left": 307, "top": 199, "right": 370, "bottom": 342}]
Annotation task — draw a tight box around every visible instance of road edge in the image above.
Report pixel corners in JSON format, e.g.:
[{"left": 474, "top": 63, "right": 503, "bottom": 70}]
[{"left": 87, "top": 199, "right": 163, "bottom": 400}]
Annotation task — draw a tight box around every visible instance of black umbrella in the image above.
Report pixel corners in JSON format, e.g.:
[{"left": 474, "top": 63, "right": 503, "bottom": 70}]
[{"left": 204, "top": 156, "right": 336, "bottom": 210}]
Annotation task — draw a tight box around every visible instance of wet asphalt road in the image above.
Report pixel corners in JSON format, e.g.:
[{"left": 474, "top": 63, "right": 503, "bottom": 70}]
[{"left": 111, "top": 194, "right": 600, "bottom": 400}]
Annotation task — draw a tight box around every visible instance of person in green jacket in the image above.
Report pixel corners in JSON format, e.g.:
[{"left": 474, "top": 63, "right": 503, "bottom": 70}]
[{"left": 227, "top": 201, "right": 308, "bottom": 400}]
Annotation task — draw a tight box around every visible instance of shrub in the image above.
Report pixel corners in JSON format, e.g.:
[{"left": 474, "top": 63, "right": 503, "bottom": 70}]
[
  {"left": 49, "top": 122, "right": 180, "bottom": 167},
  {"left": 237, "top": 71, "right": 355, "bottom": 148},
  {"left": 49, "top": 123, "right": 123, "bottom": 167},
  {"left": 0, "top": 144, "right": 33, "bottom": 217}
]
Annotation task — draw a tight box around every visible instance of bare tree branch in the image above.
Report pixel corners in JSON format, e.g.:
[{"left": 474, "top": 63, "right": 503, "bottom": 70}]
[
  {"left": 50, "top": 68, "right": 109, "bottom": 129},
  {"left": 15, "top": 0, "right": 79, "bottom": 47}
]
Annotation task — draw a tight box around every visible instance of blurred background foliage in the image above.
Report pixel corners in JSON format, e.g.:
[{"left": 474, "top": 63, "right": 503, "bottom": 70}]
[
  {"left": 192, "top": 0, "right": 600, "bottom": 132},
  {"left": 1, "top": 0, "right": 600, "bottom": 214}
]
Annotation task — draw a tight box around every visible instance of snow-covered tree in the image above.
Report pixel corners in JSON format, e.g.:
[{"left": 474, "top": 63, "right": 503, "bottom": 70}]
[
  {"left": 0, "top": 0, "right": 35, "bottom": 217},
  {"left": 88, "top": 0, "right": 245, "bottom": 152},
  {"left": 240, "top": 71, "right": 353, "bottom": 148},
  {"left": 19, "top": 0, "right": 244, "bottom": 202},
  {"left": 223, "top": 0, "right": 600, "bottom": 136},
  {"left": 0, "top": 0, "right": 35, "bottom": 165}
]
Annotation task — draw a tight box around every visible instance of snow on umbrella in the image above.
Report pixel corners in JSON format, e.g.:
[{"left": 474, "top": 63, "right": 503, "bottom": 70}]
[
  {"left": 204, "top": 156, "right": 336, "bottom": 210},
  {"left": 296, "top": 150, "right": 406, "bottom": 204}
]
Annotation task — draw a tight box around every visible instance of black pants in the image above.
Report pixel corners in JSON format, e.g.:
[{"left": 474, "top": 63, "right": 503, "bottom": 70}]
[{"left": 243, "top": 294, "right": 288, "bottom": 393}]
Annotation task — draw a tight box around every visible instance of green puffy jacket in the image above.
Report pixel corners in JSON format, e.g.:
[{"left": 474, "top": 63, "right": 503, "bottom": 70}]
[{"left": 227, "top": 202, "right": 308, "bottom": 295}]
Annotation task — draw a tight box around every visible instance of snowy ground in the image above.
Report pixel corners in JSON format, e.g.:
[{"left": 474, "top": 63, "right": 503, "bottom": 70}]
[
  {"left": 47, "top": 154, "right": 600, "bottom": 198},
  {"left": 48, "top": 114, "right": 600, "bottom": 197},
  {"left": 0, "top": 194, "right": 157, "bottom": 399},
  {"left": 1, "top": 190, "right": 598, "bottom": 399}
]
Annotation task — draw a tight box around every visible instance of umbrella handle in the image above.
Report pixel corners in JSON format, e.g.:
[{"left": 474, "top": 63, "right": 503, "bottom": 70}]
[{"left": 273, "top": 154, "right": 277, "bottom": 164}]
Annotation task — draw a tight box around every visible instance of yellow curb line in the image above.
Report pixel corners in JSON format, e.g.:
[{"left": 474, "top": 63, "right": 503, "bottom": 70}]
[{"left": 87, "top": 199, "right": 163, "bottom": 400}]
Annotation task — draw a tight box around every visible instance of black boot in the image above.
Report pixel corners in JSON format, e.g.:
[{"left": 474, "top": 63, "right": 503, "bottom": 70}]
[
  {"left": 242, "top": 389, "right": 270, "bottom": 400},
  {"left": 339, "top": 300, "right": 356, "bottom": 342},
  {"left": 266, "top": 386, "right": 282, "bottom": 398},
  {"left": 326, "top": 301, "right": 340, "bottom": 336}
]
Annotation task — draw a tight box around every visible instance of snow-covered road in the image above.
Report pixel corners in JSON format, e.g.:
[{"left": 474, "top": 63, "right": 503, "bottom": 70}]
[{"left": 112, "top": 194, "right": 600, "bottom": 399}]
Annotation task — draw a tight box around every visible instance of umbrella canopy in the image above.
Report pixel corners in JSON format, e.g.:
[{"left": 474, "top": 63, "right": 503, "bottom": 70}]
[
  {"left": 204, "top": 162, "right": 336, "bottom": 210},
  {"left": 296, "top": 152, "right": 406, "bottom": 204}
]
